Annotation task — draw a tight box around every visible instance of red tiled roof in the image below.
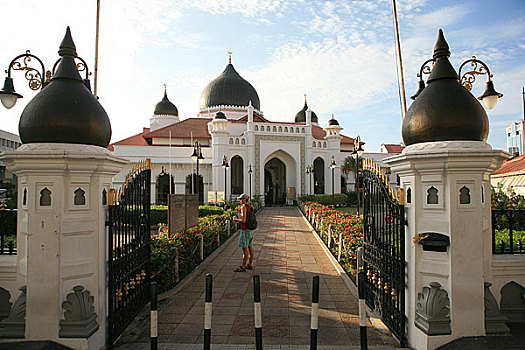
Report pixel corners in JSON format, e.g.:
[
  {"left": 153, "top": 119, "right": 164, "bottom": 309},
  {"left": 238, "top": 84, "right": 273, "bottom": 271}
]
[
  {"left": 111, "top": 128, "right": 150, "bottom": 149},
  {"left": 236, "top": 112, "right": 268, "bottom": 122},
  {"left": 111, "top": 119, "right": 362, "bottom": 147},
  {"left": 383, "top": 144, "right": 405, "bottom": 153},
  {"left": 493, "top": 154, "right": 525, "bottom": 175},
  {"left": 144, "top": 118, "right": 212, "bottom": 139}
]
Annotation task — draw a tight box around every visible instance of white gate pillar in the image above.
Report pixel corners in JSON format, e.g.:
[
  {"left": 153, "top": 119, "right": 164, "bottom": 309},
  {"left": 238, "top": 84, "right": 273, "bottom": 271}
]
[
  {"left": 387, "top": 141, "right": 506, "bottom": 349},
  {"left": 1, "top": 144, "right": 127, "bottom": 349}
]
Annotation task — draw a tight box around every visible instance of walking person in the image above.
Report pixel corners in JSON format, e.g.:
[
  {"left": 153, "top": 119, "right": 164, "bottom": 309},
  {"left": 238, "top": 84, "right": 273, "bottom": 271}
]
[{"left": 234, "top": 193, "right": 254, "bottom": 272}]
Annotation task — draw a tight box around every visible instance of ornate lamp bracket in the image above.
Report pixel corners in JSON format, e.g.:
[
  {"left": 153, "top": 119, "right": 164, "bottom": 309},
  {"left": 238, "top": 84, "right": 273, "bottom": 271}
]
[{"left": 458, "top": 56, "right": 492, "bottom": 91}]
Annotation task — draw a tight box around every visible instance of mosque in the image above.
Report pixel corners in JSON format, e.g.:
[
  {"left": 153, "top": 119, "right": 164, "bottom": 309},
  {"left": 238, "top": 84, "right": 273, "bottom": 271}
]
[{"left": 110, "top": 57, "right": 359, "bottom": 205}]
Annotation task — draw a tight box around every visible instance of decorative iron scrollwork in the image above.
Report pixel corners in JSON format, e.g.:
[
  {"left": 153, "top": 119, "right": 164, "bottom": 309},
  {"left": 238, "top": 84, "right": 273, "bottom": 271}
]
[
  {"left": 459, "top": 56, "right": 492, "bottom": 91},
  {"left": 8, "top": 51, "right": 46, "bottom": 91}
]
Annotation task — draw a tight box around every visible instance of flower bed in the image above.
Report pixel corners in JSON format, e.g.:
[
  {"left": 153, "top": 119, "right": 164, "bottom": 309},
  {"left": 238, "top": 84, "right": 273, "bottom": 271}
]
[
  {"left": 299, "top": 201, "right": 363, "bottom": 277},
  {"left": 151, "top": 209, "right": 237, "bottom": 293}
]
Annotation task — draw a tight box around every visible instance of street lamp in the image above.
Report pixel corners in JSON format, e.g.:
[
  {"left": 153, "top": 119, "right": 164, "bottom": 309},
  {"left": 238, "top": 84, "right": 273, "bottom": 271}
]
[
  {"left": 221, "top": 156, "right": 229, "bottom": 202},
  {"left": 352, "top": 136, "right": 364, "bottom": 216},
  {"left": 405, "top": 29, "right": 502, "bottom": 146},
  {"left": 0, "top": 27, "right": 109, "bottom": 148},
  {"left": 305, "top": 166, "right": 311, "bottom": 196},
  {"left": 306, "top": 165, "right": 313, "bottom": 195},
  {"left": 330, "top": 156, "right": 337, "bottom": 207},
  {"left": 191, "top": 141, "right": 204, "bottom": 200},
  {"left": 0, "top": 28, "right": 92, "bottom": 110},
  {"left": 248, "top": 164, "right": 253, "bottom": 199}
]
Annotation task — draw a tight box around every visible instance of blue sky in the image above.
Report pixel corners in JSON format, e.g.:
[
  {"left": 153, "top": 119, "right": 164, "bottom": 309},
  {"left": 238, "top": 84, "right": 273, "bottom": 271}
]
[{"left": 1, "top": 0, "right": 524, "bottom": 152}]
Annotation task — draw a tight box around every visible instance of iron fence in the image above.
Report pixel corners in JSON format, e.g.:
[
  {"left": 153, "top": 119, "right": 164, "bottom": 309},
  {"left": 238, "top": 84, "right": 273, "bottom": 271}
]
[
  {"left": 492, "top": 209, "right": 525, "bottom": 254},
  {"left": 0, "top": 207, "right": 17, "bottom": 255}
]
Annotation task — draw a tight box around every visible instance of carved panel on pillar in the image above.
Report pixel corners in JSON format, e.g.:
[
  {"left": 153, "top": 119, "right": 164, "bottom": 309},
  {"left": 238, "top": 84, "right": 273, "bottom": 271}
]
[
  {"left": 59, "top": 286, "right": 99, "bottom": 338},
  {"left": 415, "top": 282, "right": 451, "bottom": 335},
  {"left": 484, "top": 282, "right": 510, "bottom": 335},
  {"left": 0, "top": 286, "right": 26, "bottom": 338}
]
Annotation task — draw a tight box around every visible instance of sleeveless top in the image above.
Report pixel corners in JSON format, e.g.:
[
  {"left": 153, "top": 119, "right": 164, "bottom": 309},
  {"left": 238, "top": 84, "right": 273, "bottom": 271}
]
[{"left": 240, "top": 204, "right": 252, "bottom": 230}]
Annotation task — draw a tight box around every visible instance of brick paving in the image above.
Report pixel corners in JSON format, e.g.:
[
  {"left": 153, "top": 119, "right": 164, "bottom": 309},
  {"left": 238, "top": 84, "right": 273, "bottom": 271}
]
[{"left": 116, "top": 207, "right": 399, "bottom": 349}]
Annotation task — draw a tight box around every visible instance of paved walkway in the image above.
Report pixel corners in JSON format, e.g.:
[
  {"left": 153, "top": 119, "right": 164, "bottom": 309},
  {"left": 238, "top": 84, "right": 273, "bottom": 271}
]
[{"left": 117, "top": 207, "right": 398, "bottom": 349}]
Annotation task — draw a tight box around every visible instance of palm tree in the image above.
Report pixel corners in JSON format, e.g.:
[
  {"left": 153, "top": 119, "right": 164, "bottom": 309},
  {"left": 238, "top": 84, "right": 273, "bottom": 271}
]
[{"left": 341, "top": 156, "right": 362, "bottom": 190}]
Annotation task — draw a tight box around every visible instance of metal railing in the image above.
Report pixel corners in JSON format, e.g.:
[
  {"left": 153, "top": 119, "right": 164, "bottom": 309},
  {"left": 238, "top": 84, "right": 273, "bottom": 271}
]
[
  {"left": 492, "top": 209, "right": 525, "bottom": 254},
  {"left": 0, "top": 203, "right": 17, "bottom": 255}
]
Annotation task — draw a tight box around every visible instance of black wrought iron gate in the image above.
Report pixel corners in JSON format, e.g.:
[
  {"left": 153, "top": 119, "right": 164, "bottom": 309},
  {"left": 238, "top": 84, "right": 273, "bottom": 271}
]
[
  {"left": 107, "top": 160, "right": 151, "bottom": 346},
  {"left": 362, "top": 159, "right": 406, "bottom": 347}
]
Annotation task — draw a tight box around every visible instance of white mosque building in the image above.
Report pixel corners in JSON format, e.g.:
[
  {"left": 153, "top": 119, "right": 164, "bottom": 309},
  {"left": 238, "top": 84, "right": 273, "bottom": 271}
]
[{"left": 110, "top": 59, "right": 359, "bottom": 205}]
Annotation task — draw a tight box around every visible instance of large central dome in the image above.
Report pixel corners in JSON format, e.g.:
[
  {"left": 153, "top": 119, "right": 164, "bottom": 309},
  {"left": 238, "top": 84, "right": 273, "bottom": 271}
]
[{"left": 199, "top": 63, "right": 260, "bottom": 110}]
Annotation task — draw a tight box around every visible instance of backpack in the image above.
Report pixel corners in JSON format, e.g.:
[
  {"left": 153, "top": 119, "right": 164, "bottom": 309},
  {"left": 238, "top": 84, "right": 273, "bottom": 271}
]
[{"left": 246, "top": 204, "right": 257, "bottom": 230}]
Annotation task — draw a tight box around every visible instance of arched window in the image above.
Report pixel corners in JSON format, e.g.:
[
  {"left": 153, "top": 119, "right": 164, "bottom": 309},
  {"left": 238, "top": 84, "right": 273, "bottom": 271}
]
[
  {"left": 235, "top": 138, "right": 239, "bottom": 145},
  {"left": 231, "top": 155, "right": 244, "bottom": 195},
  {"left": 273, "top": 126, "right": 277, "bottom": 132},
  {"left": 255, "top": 125, "right": 259, "bottom": 131},
  {"left": 291, "top": 128, "right": 294, "bottom": 133},
  {"left": 266, "top": 126, "right": 271, "bottom": 132},
  {"left": 323, "top": 142, "right": 327, "bottom": 148},
  {"left": 301, "top": 128, "right": 305, "bottom": 133},
  {"left": 40, "top": 187, "right": 51, "bottom": 206},
  {"left": 284, "top": 127, "right": 288, "bottom": 132},
  {"left": 460, "top": 186, "right": 470, "bottom": 204},
  {"left": 427, "top": 186, "right": 438, "bottom": 204},
  {"left": 241, "top": 139, "right": 246, "bottom": 145},
  {"left": 74, "top": 188, "right": 86, "bottom": 205},
  {"left": 312, "top": 141, "right": 316, "bottom": 147},
  {"left": 406, "top": 188, "right": 412, "bottom": 203},
  {"left": 229, "top": 138, "right": 233, "bottom": 144},
  {"left": 279, "top": 126, "right": 282, "bottom": 132},
  {"left": 296, "top": 127, "right": 299, "bottom": 133}
]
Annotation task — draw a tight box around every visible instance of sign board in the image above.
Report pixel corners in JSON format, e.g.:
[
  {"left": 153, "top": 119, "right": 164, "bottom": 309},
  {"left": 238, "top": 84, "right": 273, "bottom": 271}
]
[
  {"left": 287, "top": 187, "right": 296, "bottom": 200},
  {"left": 168, "top": 194, "right": 199, "bottom": 234},
  {"left": 207, "top": 191, "right": 225, "bottom": 203}
]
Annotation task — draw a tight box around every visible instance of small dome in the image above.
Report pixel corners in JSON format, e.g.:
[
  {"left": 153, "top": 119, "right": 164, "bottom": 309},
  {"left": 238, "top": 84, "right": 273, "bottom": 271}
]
[
  {"left": 294, "top": 102, "right": 318, "bottom": 123},
  {"left": 328, "top": 115, "right": 339, "bottom": 126},
  {"left": 154, "top": 92, "right": 178, "bottom": 116},
  {"left": 214, "top": 111, "right": 227, "bottom": 120},
  {"left": 200, "top": 63, "right": 260, "bottom": 110}
]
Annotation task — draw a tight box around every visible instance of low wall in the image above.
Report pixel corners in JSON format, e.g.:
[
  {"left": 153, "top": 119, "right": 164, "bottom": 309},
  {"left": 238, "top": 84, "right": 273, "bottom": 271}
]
[
  {"left": 491, "top": 255, "right": 525, "bottom": 299},
  {"left": 0, "top": 255, "right": 17, "bottom": 308}
]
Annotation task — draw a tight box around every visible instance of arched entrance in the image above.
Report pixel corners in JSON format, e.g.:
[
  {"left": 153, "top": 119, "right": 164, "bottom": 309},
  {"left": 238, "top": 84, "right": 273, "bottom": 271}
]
[
  {"left": 313, "top": 157, "right": 325, "bottom": 194},
  {"left": 156, "top": 169, "right": 174, "bottom": 204},
  {"left": 264, "top": 157, "right": 286, "bottom": 206},
  {"left": 185, "top": 174, "right": 204, "bottom": 204},
  {"left": 231, "top": 155, "right": 244, "bottom": 196}
]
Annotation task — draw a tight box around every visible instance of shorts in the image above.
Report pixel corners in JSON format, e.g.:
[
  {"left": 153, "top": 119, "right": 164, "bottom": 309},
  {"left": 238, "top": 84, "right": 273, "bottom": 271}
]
[{"left": 239, "top": 229, "right": 253, "bottom": 248}]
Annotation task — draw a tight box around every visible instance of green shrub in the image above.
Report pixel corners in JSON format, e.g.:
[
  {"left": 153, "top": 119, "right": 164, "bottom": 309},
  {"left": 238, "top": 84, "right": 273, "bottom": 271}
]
[
  {"left": 297, "top": 193, "right": 348, "bottom": 206},
  {"left": 151, "top": 205, "right": 168, "bottom": 226},
  {"left": 199, "top": 205, "right": 224, "bottom": 217}
]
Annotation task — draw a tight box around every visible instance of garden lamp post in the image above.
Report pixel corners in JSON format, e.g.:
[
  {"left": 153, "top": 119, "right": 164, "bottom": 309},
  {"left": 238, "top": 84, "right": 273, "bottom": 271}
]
[
  {"left": 307, "top": 165, "right": 313, "bottom": 195},
  {"left": 352, "top": 136, "right": 364, "bottom": 215},
  {"left": 330, "top": 156, "right": 336, "bottom": 207},
  {"left": 248, "top": 164, "right": 253, "bottom": 199},
  {"left": 222, "top": 156, "right": 229, "bottom": 202},
  {"left": 306, "top": 166, "right": 310, "bottom": 195},
  {"left": 191, "top": 141, "right": 204, "bottom": 200}
]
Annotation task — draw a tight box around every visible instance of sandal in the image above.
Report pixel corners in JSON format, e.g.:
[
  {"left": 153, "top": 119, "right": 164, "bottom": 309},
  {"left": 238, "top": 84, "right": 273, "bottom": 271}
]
[
  {"left": 246, "top": 265, "right": 253, "bottom": 270},
  {"left": 234, "top": 266, "right": 246, "bottom": 272}
]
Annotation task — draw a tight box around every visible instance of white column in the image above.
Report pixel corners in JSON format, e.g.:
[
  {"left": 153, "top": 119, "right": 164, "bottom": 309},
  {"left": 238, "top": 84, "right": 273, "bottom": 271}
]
[
  {"left": 1, "top": 143, "right": 127, "bottom": 350},
  {"left": 386, "top": 141, "right": 507, "bottom": 350}
]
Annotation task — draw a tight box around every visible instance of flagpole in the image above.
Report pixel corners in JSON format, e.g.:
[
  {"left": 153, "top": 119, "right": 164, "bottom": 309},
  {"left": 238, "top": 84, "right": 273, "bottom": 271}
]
[
  {"left": 94, "top": 0, "right": 101, "bottom": 97},
  {"left": 392, "top": 0, "right": 407, "bottom": 119}
]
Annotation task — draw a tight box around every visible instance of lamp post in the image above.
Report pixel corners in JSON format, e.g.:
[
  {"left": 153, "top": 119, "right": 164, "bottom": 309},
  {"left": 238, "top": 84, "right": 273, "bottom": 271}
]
[
  {"left": 306, "top": 166, "right": 311, "bottom": 195},
  {"left": 352, "top": 136, "right": 364, "bottom": 216},
  {"left": 307, "top": 165, "right": 313, "bottom": 195},
  {"left": 221, "top": 156, "right": 229, "bottom": 202},
  {"left": 191, "top": 141, "right": 204, "bottom": 201},
  {"left": 330, "top": 156, "right": 336, "bottom": 207},
  {"left": 248, "top": 164, "right": 253, "bottom": 199}
]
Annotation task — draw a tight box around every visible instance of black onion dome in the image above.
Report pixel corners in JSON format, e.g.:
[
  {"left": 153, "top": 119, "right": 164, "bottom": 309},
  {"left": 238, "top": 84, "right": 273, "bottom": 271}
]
[
  {"left": 402, "top": 29, "right": 488, "bottom": 146},
  {"left": 294, "top": 103, "right": 318, "bottom": 123},
  {"left": 214, "top": 111, "right": 227, "bottom": 120},
  {"left": 19, "top": 27, "right": 111, "bottom": 148},
  {"left": 154, "top": 92, "right": 178, "bottom": 116},
  {"left": 200, "top": 63, "right": 260, "bottom": 110},
  {"left": 328, "top": 115, "right": 339, "bottom": 126}
]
